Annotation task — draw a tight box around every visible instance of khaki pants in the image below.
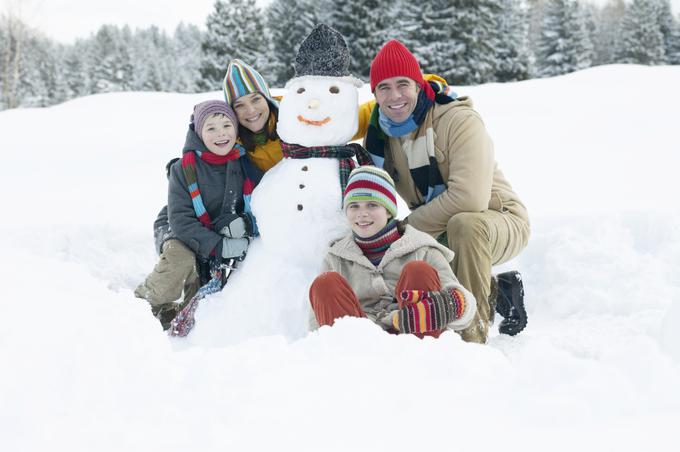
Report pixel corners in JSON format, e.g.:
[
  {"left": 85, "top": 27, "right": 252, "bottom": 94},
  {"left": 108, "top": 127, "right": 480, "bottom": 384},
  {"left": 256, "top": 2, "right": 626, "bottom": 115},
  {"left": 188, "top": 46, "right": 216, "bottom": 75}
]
[
  {"left": 309, "top": 261, "right": 444, "bottom": 338},
  {"left": 134, "top": 239, "right": 200, "bottom": 307},
  {"left": 443, "top": 210, "right": 529, "bottom": 343}
]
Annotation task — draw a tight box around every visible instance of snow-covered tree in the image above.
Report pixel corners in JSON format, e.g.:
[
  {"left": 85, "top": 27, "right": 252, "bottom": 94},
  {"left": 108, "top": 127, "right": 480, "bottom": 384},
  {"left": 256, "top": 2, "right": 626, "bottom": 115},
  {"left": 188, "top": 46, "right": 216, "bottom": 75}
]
[
  {"left": 493, "top": 0, "right": 532, "bottom": 82},
  {"left": 536, "top": 0, "right": 593, "bottom": 77},
  {"left": 590, "top": 0, "right": 626, "bottom": 65},
  {"left": 200, "top": 0, "right": 268, "bottom": 90},
  {"left": 615, "top": 0, "right": 666, "bottom": 64},
  {"left": 172, "top": 23, "right": 203, "bottom": 92},
  {"left": 264, "top": 0, "right": 319, "bottom": 87}
]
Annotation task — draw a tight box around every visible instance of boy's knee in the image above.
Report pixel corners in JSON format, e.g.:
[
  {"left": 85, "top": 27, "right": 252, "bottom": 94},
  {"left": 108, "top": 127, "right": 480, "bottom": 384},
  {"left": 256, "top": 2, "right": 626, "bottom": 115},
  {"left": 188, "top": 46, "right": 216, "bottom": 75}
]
[
  {"left": 401, "top": 260, "right": 437, "bottom": 278},
  {"left": 310, "top": 271, "right": 346, "bottom": 292},
  {"left": 447, "top": 212, "right": 489, "bottom": 246},
  {"left": 161, "top": 239, "right": 197, "bottom": 271}
]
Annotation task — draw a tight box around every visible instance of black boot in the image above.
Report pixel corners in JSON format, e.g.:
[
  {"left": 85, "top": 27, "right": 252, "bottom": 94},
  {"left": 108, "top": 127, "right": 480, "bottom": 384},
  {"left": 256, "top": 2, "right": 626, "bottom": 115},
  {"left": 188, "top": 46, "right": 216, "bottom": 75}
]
[
  {"left": 495, "top": 271, "right": 527, "bottom": 336},
  {"left": 151, "top": 303, "right": 180, "bottom": 331}
]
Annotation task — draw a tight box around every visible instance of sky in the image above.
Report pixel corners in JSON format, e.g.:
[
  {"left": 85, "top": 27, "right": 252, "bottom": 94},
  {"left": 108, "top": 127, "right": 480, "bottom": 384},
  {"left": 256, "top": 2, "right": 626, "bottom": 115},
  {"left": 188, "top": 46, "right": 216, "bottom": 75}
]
[{"left": 2, "top": 0, "right": 679, "bottom": 44}]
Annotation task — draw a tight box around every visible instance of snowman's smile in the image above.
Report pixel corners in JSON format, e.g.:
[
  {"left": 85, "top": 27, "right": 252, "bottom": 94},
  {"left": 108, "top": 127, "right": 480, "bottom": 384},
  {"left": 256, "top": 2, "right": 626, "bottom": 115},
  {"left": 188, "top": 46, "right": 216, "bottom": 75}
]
[{"left": 297, "top": 115, "right": 331, "bottom": 126}]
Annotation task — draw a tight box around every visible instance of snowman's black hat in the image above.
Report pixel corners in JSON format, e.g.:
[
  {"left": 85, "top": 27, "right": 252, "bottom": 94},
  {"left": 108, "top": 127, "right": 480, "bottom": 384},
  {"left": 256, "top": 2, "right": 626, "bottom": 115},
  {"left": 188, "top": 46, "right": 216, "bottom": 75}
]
[{"left": 294, "top": 24, "right": 357, "bottom": 80}]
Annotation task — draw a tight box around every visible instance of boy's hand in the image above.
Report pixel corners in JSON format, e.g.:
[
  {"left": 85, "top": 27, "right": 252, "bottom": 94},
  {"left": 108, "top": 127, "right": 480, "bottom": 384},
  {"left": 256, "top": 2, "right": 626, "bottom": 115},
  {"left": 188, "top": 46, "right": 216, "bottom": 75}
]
[
  {"left": 392, "top": 288, "right": 466, "bottom": 334},
  {"left": 221, "top": 237, "right": 249, "bottom": 259},
  {"left": 219, "top": 216, "right": 248, "bottom": 238}
]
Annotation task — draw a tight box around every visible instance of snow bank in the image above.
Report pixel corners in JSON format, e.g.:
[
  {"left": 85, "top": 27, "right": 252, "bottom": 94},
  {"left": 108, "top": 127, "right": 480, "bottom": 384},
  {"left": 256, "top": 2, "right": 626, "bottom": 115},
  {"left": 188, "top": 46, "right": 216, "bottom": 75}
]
[{"left": 1, "top": 65, "right": 679, "bottom": 452}]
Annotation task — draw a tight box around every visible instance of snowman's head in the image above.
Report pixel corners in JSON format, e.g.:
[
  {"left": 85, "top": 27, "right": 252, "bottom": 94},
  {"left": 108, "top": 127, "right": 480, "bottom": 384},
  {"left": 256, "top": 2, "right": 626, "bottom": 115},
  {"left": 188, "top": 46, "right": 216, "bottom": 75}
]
[{"left": 277, "top": 75, "right": 361, "bottom": 147}]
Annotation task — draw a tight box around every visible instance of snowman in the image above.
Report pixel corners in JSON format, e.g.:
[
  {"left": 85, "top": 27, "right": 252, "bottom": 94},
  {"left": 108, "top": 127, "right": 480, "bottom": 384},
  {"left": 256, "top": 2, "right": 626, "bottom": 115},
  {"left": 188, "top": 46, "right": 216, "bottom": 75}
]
[
  {"left": 183, "top": 24, "right": 371, "bottom": 346},
  {"left": 253, "top": 24, "right": 367, "bottom": 263}
]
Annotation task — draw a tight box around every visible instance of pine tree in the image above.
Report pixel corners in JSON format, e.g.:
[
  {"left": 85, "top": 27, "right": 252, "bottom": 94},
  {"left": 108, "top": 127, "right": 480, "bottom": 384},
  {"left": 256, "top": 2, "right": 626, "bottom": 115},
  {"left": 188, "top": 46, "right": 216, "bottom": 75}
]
[
  {"left": 591, "top": 0, "right": 626, "bottom": 65},
  {"left": 62, "top": 40, "right": 92, "bottom": 99},
  {"left": 411, "top": 0, "right": 457, "bottom": 78},
  {"left": 616, "top": 0, "right": 666, "bottom": 64},
  {"left": 200, "top": 0, "right": 268, "bottom": 90},
  {"left": 668, "top": 14, "right": 680, "bottom": 64},
  {"left": 654, "top": 0, "right": 677, "bottom": 63},
  {"left": 536, "top": 0, "right": 593, "bottom": 77},
  {"left": 89, "top": 25, "right": 127, "bottom": 93},
  {"left": 172, "top": 23, "right": 203, "bottom": 92},
  {"left": 494, "top": 0, "right": 531, "bottom": 82},
  {"left": 264, "top": 0, "right": 319, "bottom": 87}
]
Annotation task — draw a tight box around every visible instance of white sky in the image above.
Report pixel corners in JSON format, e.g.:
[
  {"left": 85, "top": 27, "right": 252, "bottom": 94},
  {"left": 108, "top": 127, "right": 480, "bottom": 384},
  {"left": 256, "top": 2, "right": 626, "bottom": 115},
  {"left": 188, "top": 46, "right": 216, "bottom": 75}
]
[{"left": 1, "top": 0, "right": 679, "bottom": 44}]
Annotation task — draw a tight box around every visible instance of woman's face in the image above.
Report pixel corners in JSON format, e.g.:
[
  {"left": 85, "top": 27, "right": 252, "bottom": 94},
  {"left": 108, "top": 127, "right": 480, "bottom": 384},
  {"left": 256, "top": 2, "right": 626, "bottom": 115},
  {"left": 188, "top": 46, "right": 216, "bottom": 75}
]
[
  {"left": 345, "top": 201, "right": 390, "bottom": 238},
  {"left": 232, "top": 92, "right": 270, "bottom": 132}
]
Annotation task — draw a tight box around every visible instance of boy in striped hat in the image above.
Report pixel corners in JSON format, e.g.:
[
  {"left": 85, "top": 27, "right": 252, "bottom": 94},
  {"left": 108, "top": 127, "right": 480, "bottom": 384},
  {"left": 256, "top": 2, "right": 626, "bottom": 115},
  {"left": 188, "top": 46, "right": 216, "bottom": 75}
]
[
  {"left": 308, "top": 166, "right": 477, "bottom": 338},
  {"left": 135, "top": 100, "right": 262, "bottom": 330}
]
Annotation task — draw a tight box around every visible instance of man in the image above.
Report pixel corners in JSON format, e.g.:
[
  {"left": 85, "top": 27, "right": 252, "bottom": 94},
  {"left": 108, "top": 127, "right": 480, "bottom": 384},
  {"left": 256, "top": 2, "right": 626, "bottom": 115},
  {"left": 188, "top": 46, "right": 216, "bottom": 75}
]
[{"left": 364, "top": 40, "right": 530, "bottom": 343}]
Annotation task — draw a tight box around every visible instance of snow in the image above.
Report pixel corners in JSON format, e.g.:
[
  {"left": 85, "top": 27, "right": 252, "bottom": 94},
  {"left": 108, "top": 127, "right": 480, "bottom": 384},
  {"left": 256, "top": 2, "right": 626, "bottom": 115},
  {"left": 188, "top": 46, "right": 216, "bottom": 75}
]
[{"left": 1, "top": 64, "right": 679, "bottom": 451}]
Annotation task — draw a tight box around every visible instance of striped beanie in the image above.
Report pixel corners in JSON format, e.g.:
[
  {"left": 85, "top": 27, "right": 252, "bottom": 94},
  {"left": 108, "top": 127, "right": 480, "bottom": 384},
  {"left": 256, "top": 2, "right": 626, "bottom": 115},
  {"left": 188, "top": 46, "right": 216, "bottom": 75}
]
[
  {"left": 191, "top": 100, "right": 238, "bottom": 141},
  {"left": 223, "top": 59, "right": 273, "bottom": 106},
  {"left": 343, "top": 166, "right": 398, "bottom": 218}
]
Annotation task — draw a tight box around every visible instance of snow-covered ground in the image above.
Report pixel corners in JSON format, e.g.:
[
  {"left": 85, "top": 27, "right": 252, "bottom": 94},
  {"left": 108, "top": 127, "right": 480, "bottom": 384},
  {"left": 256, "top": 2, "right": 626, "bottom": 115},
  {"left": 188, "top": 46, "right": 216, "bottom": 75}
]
[{"left": 1, "top": 65, "right": 679, "bottom": 451}]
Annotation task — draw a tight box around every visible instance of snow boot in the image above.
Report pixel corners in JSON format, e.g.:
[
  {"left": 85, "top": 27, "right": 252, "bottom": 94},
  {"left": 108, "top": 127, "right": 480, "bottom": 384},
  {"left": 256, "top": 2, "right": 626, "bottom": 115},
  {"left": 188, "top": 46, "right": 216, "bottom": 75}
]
[
  {"left": 495, "top": 270, "right": 527, "bottom": 336},
  {"left": 151, "top": 303, "right": 180, "bottom": 331},
  {"left": 488, "top": 274, "right": 499, "bottom": 324}
]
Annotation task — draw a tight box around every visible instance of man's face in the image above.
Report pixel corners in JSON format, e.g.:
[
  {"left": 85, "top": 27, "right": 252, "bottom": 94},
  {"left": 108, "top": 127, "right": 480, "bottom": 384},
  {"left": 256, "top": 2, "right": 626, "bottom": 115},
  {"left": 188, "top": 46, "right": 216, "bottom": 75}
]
[{"left": 374, "top": 76, "right": 420, "bottom": 123}]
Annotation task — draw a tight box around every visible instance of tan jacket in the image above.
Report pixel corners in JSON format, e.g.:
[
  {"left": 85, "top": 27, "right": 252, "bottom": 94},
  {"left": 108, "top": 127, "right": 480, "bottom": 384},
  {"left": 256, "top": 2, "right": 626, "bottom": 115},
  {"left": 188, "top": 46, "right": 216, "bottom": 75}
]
[
  {"left": 310, "top": 225, "right": 477, "bottom": 332},
  {"left": 382, "top": 97, "right": 529, "bottom": 237}
]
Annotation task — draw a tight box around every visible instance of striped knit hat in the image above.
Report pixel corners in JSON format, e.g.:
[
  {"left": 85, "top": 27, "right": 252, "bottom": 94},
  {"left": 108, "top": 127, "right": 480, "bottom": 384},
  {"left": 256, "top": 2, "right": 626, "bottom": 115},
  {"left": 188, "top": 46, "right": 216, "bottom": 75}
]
[
  {"left": 343, "top": 166, "right": 398, "bottom": 218},
  {"left": 223, "top": 59, "right": 274, "bottom": 106}
]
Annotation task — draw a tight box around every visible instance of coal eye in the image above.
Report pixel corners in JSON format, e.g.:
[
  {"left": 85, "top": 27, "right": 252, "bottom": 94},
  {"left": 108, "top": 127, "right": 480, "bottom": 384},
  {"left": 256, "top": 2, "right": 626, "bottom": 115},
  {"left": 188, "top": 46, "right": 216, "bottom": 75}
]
[
  {"left": 329, "top": 86, "right": 339, "bottom": 94},
  {"left": 297, "top": 87, "right": 305, "bottom": 94}
]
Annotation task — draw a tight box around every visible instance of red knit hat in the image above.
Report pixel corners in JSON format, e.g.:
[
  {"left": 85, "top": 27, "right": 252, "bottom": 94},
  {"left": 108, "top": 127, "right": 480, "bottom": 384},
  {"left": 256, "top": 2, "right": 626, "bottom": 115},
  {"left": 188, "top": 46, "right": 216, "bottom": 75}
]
[{"left": 370, "top": 40, "right": 426, "bottom": 92}]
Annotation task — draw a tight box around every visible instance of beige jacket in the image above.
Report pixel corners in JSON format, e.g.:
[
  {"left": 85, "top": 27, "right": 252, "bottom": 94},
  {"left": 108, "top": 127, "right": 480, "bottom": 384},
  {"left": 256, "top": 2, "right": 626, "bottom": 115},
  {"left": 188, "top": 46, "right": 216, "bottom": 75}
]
[
  {"left": 310, "top": 225, "right": 477, "bottom": 332},
  {"left": 382, "top": 97, "right": 529, "bottom": 237}
]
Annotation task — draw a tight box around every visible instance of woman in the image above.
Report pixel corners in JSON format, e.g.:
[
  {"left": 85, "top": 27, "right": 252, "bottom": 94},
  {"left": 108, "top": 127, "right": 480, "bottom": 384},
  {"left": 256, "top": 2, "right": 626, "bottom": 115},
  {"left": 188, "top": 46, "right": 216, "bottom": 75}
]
[{"left": 223, "top": 59, "right": 283, "bottom": 172}]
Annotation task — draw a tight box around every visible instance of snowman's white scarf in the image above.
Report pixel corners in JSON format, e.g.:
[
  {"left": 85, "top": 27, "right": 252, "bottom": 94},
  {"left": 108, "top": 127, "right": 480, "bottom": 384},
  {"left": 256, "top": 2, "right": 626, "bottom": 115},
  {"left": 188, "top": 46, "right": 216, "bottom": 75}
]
[{"left": 280, "top": 141, "right": 374, "bottom": 198}]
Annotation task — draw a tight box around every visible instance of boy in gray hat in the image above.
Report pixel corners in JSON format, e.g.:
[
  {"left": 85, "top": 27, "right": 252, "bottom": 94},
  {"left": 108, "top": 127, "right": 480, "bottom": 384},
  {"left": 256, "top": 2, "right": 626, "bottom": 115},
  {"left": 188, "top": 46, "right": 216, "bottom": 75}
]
[{"left": 135, "top": 100, "right": 261, "bottom": 330}]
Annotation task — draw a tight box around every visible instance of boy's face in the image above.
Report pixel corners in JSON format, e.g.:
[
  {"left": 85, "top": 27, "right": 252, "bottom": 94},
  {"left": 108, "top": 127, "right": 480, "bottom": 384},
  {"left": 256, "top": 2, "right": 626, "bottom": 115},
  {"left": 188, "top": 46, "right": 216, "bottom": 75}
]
[
  {"left": 232, "top": 93, "right": 270, "bottom": 132},
  {"left": 345, "top": 200, "right": 390, "bottom": 238},
  {"left": 201, "top": 114, "right": 237, "bottom": 156}
]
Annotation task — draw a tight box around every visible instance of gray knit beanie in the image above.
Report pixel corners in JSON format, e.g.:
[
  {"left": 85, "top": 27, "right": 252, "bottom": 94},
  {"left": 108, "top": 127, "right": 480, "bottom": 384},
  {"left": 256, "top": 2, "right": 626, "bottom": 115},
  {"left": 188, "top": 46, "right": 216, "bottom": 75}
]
[{"left": 191, "top": 100, "right": 239, "bottom": 140}]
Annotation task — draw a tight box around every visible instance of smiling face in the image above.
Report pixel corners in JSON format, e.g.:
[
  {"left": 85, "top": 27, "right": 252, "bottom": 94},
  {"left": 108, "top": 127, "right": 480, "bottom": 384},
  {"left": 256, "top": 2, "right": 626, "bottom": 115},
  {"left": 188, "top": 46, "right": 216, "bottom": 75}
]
[
  {"left": 277, "top": 77, "right": 358, "bottom": 147},
  {"left": 200, "top": 114, "right": 237, "bottom": 156},
  {"left": 374, "top": 76, "right": 421, "bottom": 123},
  {"left": 232, "top": 92, "right": 270, "bottom": 132},
  {"left": 345, "top": 200, "right": 390, "bottom": 238}
]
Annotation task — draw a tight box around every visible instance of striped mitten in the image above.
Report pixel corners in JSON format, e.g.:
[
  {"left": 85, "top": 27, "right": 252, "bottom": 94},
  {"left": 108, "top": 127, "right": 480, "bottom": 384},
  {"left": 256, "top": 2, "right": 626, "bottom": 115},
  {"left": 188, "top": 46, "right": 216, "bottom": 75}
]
[{"left": 392, "top": 288, "right": 467, "bottom": 335}]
